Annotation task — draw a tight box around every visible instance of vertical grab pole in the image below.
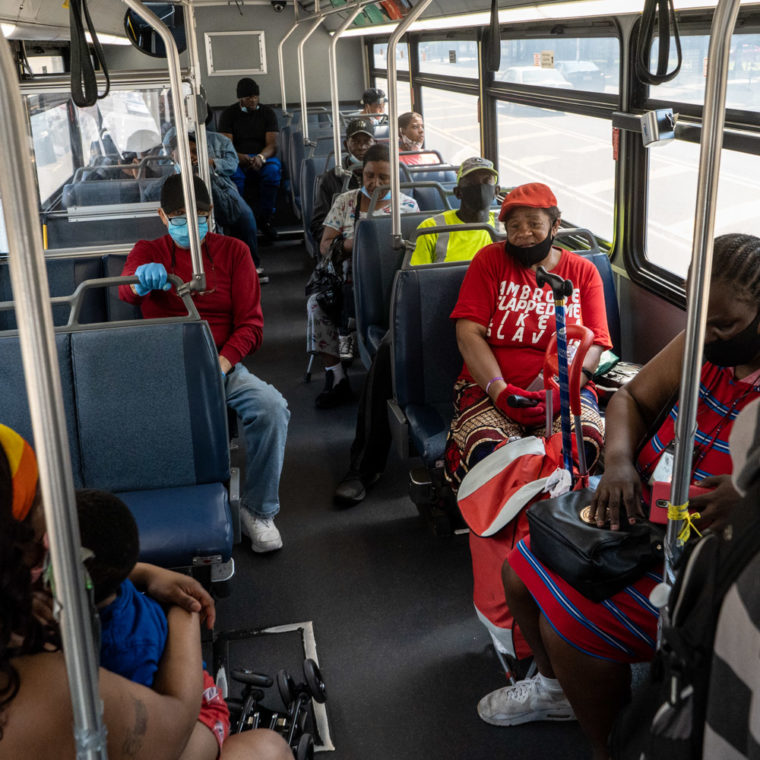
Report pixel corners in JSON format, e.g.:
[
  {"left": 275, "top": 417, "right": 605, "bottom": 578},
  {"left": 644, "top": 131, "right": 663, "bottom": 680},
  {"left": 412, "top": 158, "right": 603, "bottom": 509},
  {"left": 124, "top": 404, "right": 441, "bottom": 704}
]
[
  {"left": 122, "top": 0, "right": 206, "bottom": 291},
  {"left": 330, "top": 4, "right": 363, "bottom": 172},
  {"left": 387, "top": 0, "right": 432, "bottom": 248},
  {"left": 298, "top": 14, "right": 326, "bottom": 145},
  {"left": 182, "top": 0, "right": 211, "bottom": 192},
  {"left": 665, "top": 0, "right": 742, "bottom": 584},
  {"left": 0, "top": 35, "right": 108, "bottom": 760},
  {"left": 278, "top": 20, "right": 299, "bottom": 114}
]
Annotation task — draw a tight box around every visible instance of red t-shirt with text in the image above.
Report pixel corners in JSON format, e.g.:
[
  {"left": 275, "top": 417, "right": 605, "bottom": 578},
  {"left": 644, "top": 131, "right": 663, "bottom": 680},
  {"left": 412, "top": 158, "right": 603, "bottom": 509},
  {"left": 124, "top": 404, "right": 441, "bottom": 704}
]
[{"left": 450, "top": 243, "right": 612, "bottom": 389}]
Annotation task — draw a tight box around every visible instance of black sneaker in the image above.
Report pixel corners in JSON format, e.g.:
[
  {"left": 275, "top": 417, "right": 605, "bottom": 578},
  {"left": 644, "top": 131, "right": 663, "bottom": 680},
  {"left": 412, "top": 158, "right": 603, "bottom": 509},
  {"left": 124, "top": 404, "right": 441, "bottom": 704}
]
[
  {"left": 315, "top": 370, "right": 353, "bottom": 409},
  {"left": 261, "top": 222, "right": 279, "bottom": 242},
  {"left": 334, "top": 470, "right": 381, "bottom": 507}
]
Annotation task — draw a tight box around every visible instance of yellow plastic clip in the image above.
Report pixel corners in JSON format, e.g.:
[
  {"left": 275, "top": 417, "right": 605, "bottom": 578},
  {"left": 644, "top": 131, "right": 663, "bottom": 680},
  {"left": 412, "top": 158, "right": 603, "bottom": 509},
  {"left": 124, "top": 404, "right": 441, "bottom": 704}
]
[{"left": 666, "top": 501, "right": 702, "bottom": 545}]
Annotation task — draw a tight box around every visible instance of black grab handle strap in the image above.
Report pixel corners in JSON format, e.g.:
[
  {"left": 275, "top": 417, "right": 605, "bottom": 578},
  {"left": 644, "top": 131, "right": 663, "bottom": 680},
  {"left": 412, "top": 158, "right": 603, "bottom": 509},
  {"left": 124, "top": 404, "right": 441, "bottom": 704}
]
[
  {"left": 69, "top": 0, "right": 110, "bottom": 107},
  {"left": 636, "top": 0, "right": 683, "bottom": 85}
]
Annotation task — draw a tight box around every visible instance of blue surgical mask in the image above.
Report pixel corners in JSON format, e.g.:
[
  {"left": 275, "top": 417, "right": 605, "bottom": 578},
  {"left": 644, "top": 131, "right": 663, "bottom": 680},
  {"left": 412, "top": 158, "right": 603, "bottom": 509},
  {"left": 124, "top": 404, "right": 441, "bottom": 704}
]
[
  {"left": 361, "top": 186, "right": 391, "bottom": 202},
  {"left": 168, "top": 219, "right": 209, "bottom": 248},
  {"left": 347, "top": 152, "right": 362, "bottom": 167},
  {"left": 240, "top": 106, "right": 249, "bottom": 113}
]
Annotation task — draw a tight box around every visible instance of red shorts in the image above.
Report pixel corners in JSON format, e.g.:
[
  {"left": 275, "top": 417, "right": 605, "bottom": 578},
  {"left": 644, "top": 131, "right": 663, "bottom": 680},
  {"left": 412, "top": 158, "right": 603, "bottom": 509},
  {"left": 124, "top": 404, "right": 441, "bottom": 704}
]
[
  {"left": 198, "top": 670, "right": 230, "bottom": 755},
  {"left": 508, "top": 537, "right": 662, "bottom": 663}
]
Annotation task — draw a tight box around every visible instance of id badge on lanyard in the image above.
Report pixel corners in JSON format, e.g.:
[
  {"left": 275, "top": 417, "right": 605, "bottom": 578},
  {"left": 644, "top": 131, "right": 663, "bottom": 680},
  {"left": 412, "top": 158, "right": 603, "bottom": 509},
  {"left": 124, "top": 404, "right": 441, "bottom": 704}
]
[{"left": 649, "top": 442, "right": 675, "bottom": 486}]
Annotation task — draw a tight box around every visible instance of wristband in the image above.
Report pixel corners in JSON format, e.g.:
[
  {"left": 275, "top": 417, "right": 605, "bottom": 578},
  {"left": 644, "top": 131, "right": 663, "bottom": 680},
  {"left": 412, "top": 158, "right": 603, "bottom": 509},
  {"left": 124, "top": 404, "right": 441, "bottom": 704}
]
[
  {"left": 581, "top": 367, "right": 594, "bottom": 382},
  {"left": 485, "top": 376, "right": 504, "bottom": 395},
  {"left": 257, "top": 153, "right": 267, "bottom": 164}
]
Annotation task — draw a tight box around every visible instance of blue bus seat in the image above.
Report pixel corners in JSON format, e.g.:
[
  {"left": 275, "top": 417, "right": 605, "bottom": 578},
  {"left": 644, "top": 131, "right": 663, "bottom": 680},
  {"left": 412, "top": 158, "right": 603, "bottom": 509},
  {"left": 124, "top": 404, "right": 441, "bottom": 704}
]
[
  {"left": 0, "top": 332, "right": 84, "bottom": 486},
  {"left": 388, "top": 263, "right": 469, "bottom": 467},
  {"left": 62, "top": 179, "right": 142, "bottom": 207},
  {"left": 288, "top": 127, "right": 336, "bottom": 213},
  {"left": 0, "top": 316, "right": 233, "bottom": 570},
  {"left": 73, "top": 321, "right": 232, "bottom": 567},
  {"left": 102, "top": 254, "right": 142, "bottom": 321},
  {"left": 300, "top": 157, "right": 323, "bottom": 257},
  {"left": 353, "top": 212, "right": 440, "bottom": 368},
  {"left": 0, "top": 256, "right": 106, "bottom": 330}
]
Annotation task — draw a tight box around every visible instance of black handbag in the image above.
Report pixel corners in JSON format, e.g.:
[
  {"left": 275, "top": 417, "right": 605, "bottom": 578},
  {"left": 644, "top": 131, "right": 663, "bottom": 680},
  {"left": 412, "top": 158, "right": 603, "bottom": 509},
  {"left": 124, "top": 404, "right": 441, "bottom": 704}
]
[
  {"left": 305, "top": 261, "right": 343, "bottom": 323},
  {"left": 527, "top": 487, "right": 665, "bottom": 602}
]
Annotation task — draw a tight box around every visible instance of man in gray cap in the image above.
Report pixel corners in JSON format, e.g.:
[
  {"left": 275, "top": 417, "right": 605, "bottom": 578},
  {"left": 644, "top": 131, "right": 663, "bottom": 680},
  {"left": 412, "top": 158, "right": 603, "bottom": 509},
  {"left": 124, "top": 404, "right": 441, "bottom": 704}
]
[
  {"left": 219, "top": 77, "right": 281, "bottom": 242},
  {"left": 309, "top": 117, "right": 376, "bottom": 246}
]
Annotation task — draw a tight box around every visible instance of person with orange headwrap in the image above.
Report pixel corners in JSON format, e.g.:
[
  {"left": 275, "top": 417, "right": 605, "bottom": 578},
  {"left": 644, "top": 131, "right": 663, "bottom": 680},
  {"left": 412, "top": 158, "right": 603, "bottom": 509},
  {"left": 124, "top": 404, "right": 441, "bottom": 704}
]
[{"left": 0, "top": 423, "right": 38, "bottom": 523}]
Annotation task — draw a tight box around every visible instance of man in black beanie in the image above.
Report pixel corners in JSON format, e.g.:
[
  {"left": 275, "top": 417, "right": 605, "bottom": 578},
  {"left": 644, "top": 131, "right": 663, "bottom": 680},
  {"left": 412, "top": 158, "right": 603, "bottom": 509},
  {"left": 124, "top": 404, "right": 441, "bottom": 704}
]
[{"left": 218, "top": 77, "right": 281, "bottom": 242}]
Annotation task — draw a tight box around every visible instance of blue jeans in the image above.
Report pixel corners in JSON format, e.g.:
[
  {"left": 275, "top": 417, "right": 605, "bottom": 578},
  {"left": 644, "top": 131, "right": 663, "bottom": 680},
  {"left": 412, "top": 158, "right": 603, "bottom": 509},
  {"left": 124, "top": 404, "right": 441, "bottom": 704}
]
[
  {"left": 232, "top": 156, "right": 282, "bottom": 223},
  {"left": 224, "top": 363, "right": 290, "bottom": 519}
]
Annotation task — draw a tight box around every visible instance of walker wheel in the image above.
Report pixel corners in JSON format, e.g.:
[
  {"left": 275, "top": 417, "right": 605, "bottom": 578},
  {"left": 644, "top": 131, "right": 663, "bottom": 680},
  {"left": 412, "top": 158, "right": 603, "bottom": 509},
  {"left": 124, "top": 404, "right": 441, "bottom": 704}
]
[
  {"left": 277, "top": 669, "right": 296, "bottom": 707},
  {"left": 295, "top": 733, "right": 314, "bottom": 760},
  {"left": 303, "top": 659, "right": 326, "bottom": 704}
]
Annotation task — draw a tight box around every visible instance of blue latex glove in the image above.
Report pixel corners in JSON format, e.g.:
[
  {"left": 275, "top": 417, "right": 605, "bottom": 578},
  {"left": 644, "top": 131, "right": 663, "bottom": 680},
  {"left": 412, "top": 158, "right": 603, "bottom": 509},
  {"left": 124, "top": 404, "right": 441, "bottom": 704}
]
[{"left": 134, "top": 263, "right": 171, "bottom": 296}]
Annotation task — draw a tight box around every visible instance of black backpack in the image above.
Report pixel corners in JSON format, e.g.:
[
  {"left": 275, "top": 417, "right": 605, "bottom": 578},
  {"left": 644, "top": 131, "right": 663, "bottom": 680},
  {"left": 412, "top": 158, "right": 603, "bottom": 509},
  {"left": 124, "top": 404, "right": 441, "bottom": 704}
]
[{"left": 610, "top": 485, "right": 760, "bottom": 760}]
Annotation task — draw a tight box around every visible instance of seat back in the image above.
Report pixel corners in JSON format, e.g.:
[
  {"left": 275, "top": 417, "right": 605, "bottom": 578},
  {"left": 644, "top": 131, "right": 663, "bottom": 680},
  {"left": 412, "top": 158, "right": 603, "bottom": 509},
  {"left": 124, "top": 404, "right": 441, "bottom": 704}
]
[
  {"left": 71, "top": 321, "right": 229, "bottom": 492},
  {"left": 62, "top": 179, "right": 142, "bottom": 207},
  {"left": 0, "top": 256, "right": 107, "bottom": 330},
  {"left": 391, "top": 263, "right": 469, "bottom": 411},
  {"left": 102, "top": 254, "right": 142, "bottom": 321},
  {"left": 353, "top": 212, "right": 435, "bottom": 366},
  {"left": 300, "top": 157, "right": 324, "bottom": 257},
  {"left": 0, "top": 332, "right": 84, "bottom": 485}
]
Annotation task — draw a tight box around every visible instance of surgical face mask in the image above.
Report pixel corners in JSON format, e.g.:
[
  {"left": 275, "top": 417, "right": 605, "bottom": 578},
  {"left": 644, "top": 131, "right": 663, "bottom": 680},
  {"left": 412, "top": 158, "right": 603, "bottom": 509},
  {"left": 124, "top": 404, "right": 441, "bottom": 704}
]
[
  {"left": 704, "top": 309, "right": 760, "bottom": 367},
  {"left": 399, "top": 133, "right": 423, "bottom": 152},
  {"left": 505, "top": 230, "right": 554, "bottom": 268},
  {"left": 168, "top": 217, "right": 209, "bottom": 248},
  {"left": 347, "top": 152, "right": 362, "bottom": 167},
  {"left": 459, "top": 183, "right": 496, "bottom": 213},
  {"left": 361, "top": 186, "right": 391, "bottom": 202},
  {"left": 240, "top": 105, "right": 248, "bottom": 113}
]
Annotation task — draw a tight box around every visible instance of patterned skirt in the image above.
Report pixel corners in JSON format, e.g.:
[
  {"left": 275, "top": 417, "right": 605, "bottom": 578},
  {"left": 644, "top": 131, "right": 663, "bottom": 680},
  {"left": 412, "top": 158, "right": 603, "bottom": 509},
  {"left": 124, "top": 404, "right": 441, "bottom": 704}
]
[{"left": 444, "top": 380, "right": 604, "bottom": 491}]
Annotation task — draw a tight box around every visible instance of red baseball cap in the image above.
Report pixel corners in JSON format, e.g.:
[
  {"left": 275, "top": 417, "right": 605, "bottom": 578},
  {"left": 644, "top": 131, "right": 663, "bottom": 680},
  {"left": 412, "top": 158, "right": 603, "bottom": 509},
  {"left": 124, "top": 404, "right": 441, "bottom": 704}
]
[{"left": 498, "top": 182, "right": 558, "bottom": 222}]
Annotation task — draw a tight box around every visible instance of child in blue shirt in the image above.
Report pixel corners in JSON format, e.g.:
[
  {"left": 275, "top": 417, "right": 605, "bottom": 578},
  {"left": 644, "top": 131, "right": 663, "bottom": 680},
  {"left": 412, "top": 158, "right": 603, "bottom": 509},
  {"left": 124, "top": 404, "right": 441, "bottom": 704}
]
[{"left": 76, "top": 489, "right": 230, "bottom": 750}]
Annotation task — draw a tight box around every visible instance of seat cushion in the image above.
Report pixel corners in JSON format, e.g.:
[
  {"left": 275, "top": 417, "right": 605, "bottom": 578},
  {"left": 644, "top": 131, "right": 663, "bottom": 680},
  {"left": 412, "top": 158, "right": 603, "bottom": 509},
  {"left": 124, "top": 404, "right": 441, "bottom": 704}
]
[
  {"left": 406, "top": 402, "right": 452, "bottom": 467},
  {"left": 117, "top": 482, "right": 233, "bottom": 567}
]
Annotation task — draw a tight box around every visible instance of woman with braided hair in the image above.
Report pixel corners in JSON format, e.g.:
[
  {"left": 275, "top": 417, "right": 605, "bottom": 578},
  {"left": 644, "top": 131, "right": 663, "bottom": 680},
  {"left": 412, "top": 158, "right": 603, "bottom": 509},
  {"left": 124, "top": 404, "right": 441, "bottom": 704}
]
[{"left": 478, "top": 233, "right": 760, "bottom": 760}]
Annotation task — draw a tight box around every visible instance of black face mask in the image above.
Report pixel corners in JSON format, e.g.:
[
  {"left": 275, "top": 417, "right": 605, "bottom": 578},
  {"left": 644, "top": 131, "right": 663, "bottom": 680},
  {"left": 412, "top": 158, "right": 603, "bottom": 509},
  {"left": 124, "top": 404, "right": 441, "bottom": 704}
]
[
  {"left": 505, "top": 231, "right": 554, "bottom": 268},
  {"left": 459, "top": 183, "right": 496, "bottom": 213},
  {"left": 704, "top": 309, "right": 760, "bottom": 367}
]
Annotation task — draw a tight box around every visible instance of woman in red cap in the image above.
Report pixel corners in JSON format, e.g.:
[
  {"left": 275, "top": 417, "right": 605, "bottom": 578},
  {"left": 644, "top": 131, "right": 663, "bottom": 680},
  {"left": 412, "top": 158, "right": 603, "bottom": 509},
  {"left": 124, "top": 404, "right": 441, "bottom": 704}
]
[
  {"left": 0, "top": 423, "right": 290, "bottom": 760},
  {"left": 445, "top": 182, "right": 611, "bottom": 489}
]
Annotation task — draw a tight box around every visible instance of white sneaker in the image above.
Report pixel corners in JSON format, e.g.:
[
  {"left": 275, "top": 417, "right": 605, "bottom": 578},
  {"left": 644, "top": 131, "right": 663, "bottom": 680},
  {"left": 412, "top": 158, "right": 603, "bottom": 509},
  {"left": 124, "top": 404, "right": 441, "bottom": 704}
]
[
  {"left": 477, "top": 674, "right": 576, "bottom": 726},
  {"left": 240, "top": 511, "right": 283, "bottom": 553}
]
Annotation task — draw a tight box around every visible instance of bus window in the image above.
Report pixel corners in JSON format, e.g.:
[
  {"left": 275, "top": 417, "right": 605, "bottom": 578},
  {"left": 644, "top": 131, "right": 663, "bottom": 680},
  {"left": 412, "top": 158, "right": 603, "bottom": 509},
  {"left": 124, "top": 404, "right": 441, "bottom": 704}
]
[
  {"left": 648, "top": 32, "right": 760, "bottom": 111},
  {"left": 96, "top": 89, "right": 164, "bottom": 157},
  {"left": 374, "top": 76, "right": 412, "bottom": 113},
  {"left": 420, "top": 87, "right": 480, "bottom": 164},
  {"left": 372, "top": 42, "right": 409, "bottom": 71},
  {"left": 497, "top": 102, "right": 615, "bottom": 242},
  {"left": 29, "top": 100, "right": 74, "bottom": 206},
  {"left": 418, "top": 39, "right": 479, "bottom": 79},
  {"left": 646, "top": 142, "right": 760, "bottom": 278},
  {"left": 498, "top": 35, "right": 619, "bottom": 95}
]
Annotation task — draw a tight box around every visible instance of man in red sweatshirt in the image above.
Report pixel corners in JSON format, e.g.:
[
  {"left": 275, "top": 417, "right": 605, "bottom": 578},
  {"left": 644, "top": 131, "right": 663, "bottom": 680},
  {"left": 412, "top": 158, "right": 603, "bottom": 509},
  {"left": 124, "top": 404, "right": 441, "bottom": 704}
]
[{"left": 120, "top": 174, "right": 289, "bottom": 553}]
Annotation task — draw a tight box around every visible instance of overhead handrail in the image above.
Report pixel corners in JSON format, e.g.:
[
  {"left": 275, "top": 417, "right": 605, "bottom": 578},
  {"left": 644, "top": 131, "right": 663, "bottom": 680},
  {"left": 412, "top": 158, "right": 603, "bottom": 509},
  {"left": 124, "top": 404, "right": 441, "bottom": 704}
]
[
  {"left": 387, "top": 0, "right": 434, "bottom": 249},
  {"left": 0, "top": 31, "right": 108, "bottom": 760},
  {"left": 665, "top": 0, "right": 742, "bottom": 585},
  {"left": 329, "top": 4, "right": 363, "bottom": 174},
  {"left": 121, "top": 0, "right": 206, "bottom": 292},
  {"left": 297, "top": 12, "right": 326, "bottom": 145}
]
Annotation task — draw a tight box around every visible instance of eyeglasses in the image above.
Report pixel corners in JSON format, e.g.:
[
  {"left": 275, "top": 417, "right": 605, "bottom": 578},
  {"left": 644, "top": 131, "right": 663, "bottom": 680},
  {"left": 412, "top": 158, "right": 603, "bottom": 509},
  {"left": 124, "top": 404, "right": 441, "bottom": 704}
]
[{"left": 168, "top": 215, "right": 209, "bottom": 227}]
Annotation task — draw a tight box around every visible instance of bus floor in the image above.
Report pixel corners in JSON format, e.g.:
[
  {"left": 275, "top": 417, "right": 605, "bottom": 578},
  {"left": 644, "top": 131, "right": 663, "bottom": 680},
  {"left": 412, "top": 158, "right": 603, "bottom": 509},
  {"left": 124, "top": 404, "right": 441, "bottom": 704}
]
[{"left": 217, "top": 241, "right": 589, "bottom": 760}]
